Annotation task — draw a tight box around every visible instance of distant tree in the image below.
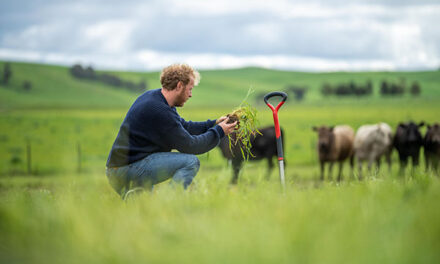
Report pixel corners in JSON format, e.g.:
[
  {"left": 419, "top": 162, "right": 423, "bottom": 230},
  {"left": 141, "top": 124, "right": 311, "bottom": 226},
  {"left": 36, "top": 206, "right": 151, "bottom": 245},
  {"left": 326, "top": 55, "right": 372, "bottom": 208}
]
[
  {"left": 366, "top": 80, "right": 373, "bottom": 95},
  {"left": 138, "top": 80, "right": 148, "bottom": 91},
  {"left": 349, "top": 81, "right": 356, "bottom": 94},
  {"left": 390, "top": 83, "right": 404, "bottom": 95},
  {"left": 380, "top": 80, "right": 389, "bottom": 95},
  {"left": 84, "top": 66, "right": 96, "bottom": 80},
  {"left": 321, "top": 83, "right": 333, "bottom": 96},
  {"left": 293, "top": 88, "right": 306, "bottom": 101},
  {"left": 2, "top": 63, "right": 12, "bottom": 85},
  {"left": 22, "top": 80, "right": 32, "bottom": 92},
  {"left": 410, "top": 81, "right": 421, "bottom": 96},
  {"left": 123, "top": 81, "right": 136, "bottom": 91},
  {"left": 70, "top": 64, "right": 147, "bottom": 93},
  {"left": 99, "top": 74, "right": 122, "bottom": 87},
  {"left": 285, "top": 85, "right": 307, "bottom": 101},
  {"left": 70, "top": 64, "right": 85, "bottom": 78},
  {"left": 334, "top": 83, "right": 350, "bottom": 96}
]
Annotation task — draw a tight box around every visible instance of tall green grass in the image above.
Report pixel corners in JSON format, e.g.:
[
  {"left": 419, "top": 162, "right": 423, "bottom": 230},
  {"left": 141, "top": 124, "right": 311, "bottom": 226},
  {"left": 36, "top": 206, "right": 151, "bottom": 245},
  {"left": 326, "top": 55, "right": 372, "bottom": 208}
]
[{"left": 1, "top": 170, "right": 439, "bottom": 264}]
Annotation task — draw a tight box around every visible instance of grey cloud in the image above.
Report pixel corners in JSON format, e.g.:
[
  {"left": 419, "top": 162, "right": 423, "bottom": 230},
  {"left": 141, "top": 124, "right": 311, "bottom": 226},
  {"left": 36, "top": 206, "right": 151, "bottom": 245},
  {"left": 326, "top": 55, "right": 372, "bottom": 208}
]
[{"left": 1, "top": 0, "right": 439, "bottom": 70}]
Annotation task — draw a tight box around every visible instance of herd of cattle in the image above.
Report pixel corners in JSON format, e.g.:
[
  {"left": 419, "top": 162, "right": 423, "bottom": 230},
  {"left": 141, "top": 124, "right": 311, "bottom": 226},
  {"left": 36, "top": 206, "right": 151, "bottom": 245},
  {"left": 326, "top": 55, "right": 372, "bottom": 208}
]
[{"left": 218, "top": 122, "right": 440, "bottom": 183}]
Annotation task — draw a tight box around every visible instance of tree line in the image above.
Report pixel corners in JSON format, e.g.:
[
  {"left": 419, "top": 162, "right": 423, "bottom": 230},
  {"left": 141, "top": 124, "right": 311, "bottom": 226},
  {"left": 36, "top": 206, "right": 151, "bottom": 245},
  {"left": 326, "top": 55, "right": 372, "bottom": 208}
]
[
  {"left": 70, "top": 64, "right": 148, "bottom": 93},
  {"left": 321, "top": 79, "right": 421, "bottom": 97}
]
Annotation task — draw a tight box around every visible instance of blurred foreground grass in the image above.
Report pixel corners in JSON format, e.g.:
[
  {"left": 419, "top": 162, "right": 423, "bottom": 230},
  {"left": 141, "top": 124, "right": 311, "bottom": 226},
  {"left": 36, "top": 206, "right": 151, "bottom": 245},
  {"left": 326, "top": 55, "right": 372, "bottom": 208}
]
[{"left": 1, "top": 168, "right": 439, "bottom": 264}]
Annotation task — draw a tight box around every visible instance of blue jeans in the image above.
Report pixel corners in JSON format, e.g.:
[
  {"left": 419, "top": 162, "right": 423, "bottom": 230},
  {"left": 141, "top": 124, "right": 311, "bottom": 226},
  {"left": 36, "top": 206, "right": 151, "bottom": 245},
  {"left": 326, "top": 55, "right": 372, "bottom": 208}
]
[{"left": 106, "top": 152, "right": 200, "bottom": 197}]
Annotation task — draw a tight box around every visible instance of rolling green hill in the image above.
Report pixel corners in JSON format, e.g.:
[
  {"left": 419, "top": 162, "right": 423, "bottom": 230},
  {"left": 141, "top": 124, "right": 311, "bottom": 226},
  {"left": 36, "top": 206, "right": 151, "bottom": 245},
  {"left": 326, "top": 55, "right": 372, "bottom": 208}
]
[{"left": 0, "top": 61, "right": 439, "bottom": 110}]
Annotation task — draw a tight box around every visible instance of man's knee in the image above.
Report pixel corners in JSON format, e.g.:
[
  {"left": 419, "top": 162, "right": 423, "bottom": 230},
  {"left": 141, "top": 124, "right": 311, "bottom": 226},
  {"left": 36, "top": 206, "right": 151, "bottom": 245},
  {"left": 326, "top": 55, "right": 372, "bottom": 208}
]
[{"left": 188, "top": 155, "right": 200, "bottom": 172}]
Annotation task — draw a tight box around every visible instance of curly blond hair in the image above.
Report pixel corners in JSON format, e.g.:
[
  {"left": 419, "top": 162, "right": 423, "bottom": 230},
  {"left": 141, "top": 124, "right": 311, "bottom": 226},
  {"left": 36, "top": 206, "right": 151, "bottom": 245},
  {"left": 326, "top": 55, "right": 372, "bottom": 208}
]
[{"left": 160, "top": 64, "right": 200, "bottom": 91}]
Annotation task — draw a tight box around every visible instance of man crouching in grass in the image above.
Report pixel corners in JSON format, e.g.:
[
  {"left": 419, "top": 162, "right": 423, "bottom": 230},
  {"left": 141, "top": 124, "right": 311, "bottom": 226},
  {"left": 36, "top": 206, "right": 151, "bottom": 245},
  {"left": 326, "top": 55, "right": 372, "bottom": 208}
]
[{"left": 106, "top": 64, "right": 237, "bottom": 199}]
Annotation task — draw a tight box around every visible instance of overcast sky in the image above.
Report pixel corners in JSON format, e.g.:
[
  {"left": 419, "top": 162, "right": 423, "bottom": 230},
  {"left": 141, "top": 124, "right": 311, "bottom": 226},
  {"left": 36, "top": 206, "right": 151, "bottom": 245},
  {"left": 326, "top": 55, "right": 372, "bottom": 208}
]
[{"left": 1, "top": 0, "right": 439, "bottom": 71}]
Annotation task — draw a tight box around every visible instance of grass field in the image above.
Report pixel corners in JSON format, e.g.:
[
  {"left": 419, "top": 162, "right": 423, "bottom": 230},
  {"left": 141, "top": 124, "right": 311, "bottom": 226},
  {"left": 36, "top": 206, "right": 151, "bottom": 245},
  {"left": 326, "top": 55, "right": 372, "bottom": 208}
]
[{"left": 0, "top": 61, "right": 439, "bottom": 263}]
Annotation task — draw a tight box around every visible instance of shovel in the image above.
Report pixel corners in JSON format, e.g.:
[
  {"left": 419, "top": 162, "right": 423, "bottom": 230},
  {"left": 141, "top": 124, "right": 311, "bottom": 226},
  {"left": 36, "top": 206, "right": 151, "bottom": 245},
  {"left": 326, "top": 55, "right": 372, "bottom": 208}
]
[{"left": 264, "top": 92, "right": 288, "bottom": 189}]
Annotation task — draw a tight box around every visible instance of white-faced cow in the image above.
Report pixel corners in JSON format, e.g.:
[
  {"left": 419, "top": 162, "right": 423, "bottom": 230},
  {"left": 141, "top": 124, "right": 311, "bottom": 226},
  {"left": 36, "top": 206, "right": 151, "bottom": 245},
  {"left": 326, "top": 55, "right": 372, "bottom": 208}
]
[
  {"left": 393, "top": 121, "right": 425, "bottom": 174},
  {"left": 353, "top": 123, "right": 393, "bottom": 179},
  {"left": 312, "top": 125, "right": 354, "bottom": 181},
  {"left": 218, "top": 126, "right": 284, "bottom": 184},
  {"left": 424, "top": 123, "right": 440, "bottom": 175}
]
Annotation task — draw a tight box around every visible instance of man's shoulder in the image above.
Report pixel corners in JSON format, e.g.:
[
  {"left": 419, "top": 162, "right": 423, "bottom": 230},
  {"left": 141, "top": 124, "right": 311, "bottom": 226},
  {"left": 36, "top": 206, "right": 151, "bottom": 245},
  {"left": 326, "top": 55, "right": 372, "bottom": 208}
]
[
  {"left": 137, "top": 88, "right": 161, "bottom": 102},
  {"left": 132, "top": 89, "right": 166, "bottom": 109},
  {"left": 128, "top": 89, "right": 179, "bottom": 121}
]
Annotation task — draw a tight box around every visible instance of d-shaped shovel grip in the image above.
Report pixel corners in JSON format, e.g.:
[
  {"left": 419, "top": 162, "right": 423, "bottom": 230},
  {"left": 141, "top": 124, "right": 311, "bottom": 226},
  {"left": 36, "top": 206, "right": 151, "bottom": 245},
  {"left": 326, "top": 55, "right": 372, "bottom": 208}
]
[{"left": 264, "top": 91, "right": 288, "bottom": 112}]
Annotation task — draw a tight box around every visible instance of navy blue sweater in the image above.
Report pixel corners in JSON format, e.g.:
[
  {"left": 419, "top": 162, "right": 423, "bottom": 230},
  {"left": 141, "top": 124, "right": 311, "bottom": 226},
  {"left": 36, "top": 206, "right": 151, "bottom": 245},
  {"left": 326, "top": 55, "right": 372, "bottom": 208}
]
[{"left": 106, "top": 89, "right": 225, "bottom": 167}]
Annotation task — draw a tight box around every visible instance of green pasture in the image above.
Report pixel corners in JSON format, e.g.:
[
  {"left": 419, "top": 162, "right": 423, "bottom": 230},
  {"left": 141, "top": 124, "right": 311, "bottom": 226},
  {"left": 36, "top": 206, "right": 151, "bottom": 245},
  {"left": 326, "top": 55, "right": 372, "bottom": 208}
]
[
  {"left": 0, "top": 61, "right": 440, "bottom": 263},
  {"left": 1, "top": 102, "right": 438, "bottom": 176},
  {"left": 1, "top": 61, "right": 440, "bottom": 109}
]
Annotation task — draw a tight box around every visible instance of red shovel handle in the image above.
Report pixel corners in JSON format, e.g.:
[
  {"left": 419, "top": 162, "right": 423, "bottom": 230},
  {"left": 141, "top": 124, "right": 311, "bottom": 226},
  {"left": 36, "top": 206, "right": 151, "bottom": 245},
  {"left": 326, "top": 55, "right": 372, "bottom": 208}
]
[
  {"left": 264, "top": 92, "right": 287, "bottom": 138},
  {"left": 264, "top": 92, "right": 287, "bottom": 161}
]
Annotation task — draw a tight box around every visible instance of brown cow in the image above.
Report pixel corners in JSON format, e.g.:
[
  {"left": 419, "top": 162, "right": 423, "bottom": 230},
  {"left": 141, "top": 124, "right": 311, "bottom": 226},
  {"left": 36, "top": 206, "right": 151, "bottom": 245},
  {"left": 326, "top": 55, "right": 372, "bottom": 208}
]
[
  {"left": 424, "top": 123, "right": 440, "bottom": 175},
  {"left": 312, "top": 125, "right": 355, "bottom": 181}
]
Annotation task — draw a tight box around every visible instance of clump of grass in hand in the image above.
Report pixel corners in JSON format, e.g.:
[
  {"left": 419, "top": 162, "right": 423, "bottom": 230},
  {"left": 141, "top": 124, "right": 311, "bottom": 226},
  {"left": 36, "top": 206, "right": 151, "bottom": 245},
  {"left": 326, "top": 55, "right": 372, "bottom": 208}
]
[{"left": 226, "top": 89, "right": 261, "bottom": 160}]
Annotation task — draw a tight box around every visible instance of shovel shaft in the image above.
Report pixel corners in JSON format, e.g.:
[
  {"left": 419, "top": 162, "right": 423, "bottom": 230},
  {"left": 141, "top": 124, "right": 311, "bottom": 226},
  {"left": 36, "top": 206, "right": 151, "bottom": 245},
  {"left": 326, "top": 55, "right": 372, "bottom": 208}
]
[{"left": 279, "top": 160, "right": 285, "bottom": 189}]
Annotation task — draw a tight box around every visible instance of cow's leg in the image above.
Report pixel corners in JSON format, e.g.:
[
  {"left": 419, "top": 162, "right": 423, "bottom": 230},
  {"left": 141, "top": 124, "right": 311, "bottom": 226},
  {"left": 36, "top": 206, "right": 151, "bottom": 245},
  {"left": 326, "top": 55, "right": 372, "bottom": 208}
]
[
  {"left": 349, "top": 154, "right": 355, "bottom": 180},
  {"left": 375, "top": 157, "right": 381, "bottom": 170},
  {"left": 374, "top": 156, "right": 382, "bottom": 177},
  {"left": 433, "top": 157, "right": 439, "bottom": 176},
  {"left": 328, "top": 162, "right": 334, "bottom": 181},
  {"left": 424, "top": 151, "right": 431, "bottom": 172},
  {"left": 413, "top": 150, "right": 421, "bottom": 167},
  {"left": 320, "top": 161, "right": 325, "bottom": 181},
  {"left": 337, "top": 161, "right": 343, "bottom": 182},
  {"left": 399, "top": 154, "right": 408, "bottom": 176},
  {"left": 230, "top": 159, "right": 242, "bottom": 184},
  {"left": 367, "top": 155, "right": 375, "bottom": 178},
  {"left": 357, "top": 156, "right": 363, "bottom": 180},
  {"left": 266, "top": 157, "right": 274, "bottom": 180}
]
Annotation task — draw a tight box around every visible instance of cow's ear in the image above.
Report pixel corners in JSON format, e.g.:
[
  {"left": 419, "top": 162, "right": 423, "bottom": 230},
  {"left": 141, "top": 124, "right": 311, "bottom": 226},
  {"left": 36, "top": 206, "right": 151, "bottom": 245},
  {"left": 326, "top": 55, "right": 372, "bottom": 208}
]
[
  {"left": 418, "top": 121, "right": 425, "bottom": 127},
  {"left": 312, "top": 126, "right": 317, "bottom": 132},
  {"left": 398, "top": 122, "right": 406, "bottom": 128}
]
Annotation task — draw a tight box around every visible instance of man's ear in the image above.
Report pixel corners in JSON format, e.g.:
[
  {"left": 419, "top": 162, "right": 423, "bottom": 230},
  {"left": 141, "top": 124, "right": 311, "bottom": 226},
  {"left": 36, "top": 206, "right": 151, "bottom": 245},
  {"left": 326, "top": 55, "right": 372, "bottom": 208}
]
[{"left": 176, "top": 81, "right": 184, "bottom": 91}]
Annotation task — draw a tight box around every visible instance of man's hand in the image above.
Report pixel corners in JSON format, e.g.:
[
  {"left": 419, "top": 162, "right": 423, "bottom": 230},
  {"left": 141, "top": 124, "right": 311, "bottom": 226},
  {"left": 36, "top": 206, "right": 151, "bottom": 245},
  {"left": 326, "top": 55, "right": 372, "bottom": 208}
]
[
  {"left": 216, "top": 115, "right": 227, "bottom": 125},
  {"left": 218, "top": 118, "right": 237, "bottom": 136}
]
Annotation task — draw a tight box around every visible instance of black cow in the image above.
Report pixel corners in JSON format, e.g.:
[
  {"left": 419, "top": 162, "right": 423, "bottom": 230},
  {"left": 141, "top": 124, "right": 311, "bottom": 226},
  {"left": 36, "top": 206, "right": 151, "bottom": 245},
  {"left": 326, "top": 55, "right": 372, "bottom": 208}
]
[
  {"left": 218, "top": 126, "right": 284, "bottom": 184},
  {"left": 424, "top": 123, "right": 440, "bottom": 175},
  {"left": 393, "top": 121, "right": 425, "bottom": 173}
]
